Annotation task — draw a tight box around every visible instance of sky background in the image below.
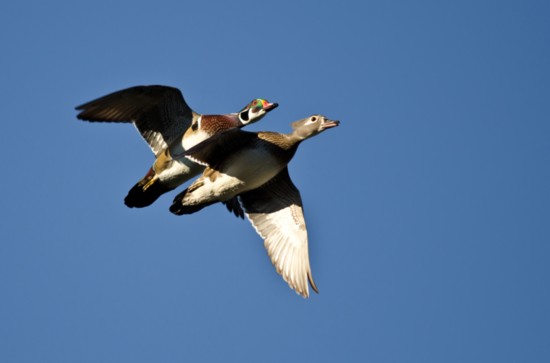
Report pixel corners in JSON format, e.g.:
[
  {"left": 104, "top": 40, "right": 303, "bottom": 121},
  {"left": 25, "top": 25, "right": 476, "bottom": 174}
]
[{"left": 1, "top": 0, "right": 549, "bottom": 362}]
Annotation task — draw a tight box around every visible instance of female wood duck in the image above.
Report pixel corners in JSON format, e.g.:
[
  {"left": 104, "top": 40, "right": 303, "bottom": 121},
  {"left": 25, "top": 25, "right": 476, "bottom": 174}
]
[
  {"left": 75, "top": 85, "right": 278, "bottom": 207},
  {"left": 169, "top": 115, "right": 340, "bottom": 297}
]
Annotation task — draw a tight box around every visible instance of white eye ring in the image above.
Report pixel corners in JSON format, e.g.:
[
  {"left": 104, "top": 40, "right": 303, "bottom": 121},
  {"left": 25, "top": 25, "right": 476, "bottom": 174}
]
[{"left": 306, "top": 116, "right": 317, "bottom": 124}]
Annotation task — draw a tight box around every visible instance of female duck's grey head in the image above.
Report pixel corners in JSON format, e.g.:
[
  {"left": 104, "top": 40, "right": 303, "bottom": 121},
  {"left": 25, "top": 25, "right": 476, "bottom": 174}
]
[
  {"left": 291, "top": 115, "right": 340, "bottom": 140},
  {"left": 238, "top": 98, "right": 278, "bottom": 125}
]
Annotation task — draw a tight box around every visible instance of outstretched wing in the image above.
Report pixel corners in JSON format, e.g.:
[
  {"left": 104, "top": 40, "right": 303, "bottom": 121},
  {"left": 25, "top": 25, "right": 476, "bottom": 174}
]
[
  {"left": 75, "top": 85, "right": 195, "bottom": 155},
  {"left": 237, "top": 167, "right": 318, "bottom": 298}
]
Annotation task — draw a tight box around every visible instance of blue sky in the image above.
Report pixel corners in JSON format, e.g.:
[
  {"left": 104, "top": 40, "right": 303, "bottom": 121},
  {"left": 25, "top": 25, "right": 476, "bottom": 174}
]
[{"left": 1, "top": 0, "right": 549, "bottom": 362}]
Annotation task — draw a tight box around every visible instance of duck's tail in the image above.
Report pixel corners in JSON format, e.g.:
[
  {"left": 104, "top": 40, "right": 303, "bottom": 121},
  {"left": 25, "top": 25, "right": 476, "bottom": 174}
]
[
  {"left": 169, "top": 186, "right": 215, "bottom": 215},
  {"left": 124, "top": 169, "right": 173, "bottom": 208}
]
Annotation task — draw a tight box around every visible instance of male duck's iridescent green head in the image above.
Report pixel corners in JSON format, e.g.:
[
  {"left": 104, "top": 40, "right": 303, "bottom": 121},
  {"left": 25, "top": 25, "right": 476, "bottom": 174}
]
[{"left": 238, "top": 98, "right": 278, "bottom": 125}]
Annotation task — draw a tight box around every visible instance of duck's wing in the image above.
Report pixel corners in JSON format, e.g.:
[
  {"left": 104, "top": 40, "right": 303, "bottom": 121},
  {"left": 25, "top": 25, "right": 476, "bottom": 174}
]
[
  {"left": 183, "top": 128, "right": 257, "bottom": 168},
  {"left": 75, "top": 85, "right": 194, "bottom": 155},
  {"left": 237, "top": 167, "right": 318, "bottom": 298}
]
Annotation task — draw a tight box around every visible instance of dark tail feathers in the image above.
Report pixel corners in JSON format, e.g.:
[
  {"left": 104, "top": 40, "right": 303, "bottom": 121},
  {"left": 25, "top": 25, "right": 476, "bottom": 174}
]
[{"left": 124, "top": 174, "right": 173, "bottom": 208}]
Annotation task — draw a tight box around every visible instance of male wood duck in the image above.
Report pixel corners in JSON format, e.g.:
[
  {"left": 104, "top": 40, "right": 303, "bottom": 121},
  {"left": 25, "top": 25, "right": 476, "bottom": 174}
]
[
  {"left": 169, "top": 115, "right": 340, "bottom": 297},
  {"left": 75, "top": 85, "right": 278, "bottom": 207}
]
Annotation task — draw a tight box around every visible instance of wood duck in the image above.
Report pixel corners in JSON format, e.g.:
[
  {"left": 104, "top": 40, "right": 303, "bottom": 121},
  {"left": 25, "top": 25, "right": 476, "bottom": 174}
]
[
  {"left": 75, "top": 85, "right": 278, "bottom": 207},
  {"left": 169, "top": 115, "right": 340, "bottom": 297}
]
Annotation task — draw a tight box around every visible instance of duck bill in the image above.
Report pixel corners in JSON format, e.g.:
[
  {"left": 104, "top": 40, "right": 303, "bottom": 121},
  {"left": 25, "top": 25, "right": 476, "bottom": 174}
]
[
  {"left": 264, "top": 102, "right": 279, "bottom": 112},
  {"left": 322, "top": 119, "right": 340, "bottom": 129}
]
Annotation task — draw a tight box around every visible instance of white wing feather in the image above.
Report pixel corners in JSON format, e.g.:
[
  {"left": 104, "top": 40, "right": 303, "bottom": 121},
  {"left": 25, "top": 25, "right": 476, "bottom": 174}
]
[{"left": 243, "top": 202, "right": 316, "bottom": 298}]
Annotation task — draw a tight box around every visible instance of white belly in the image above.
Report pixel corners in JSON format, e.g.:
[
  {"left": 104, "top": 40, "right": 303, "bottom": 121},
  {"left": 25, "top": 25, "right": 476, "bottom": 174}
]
[
  {"left": 154, "top": 131, "right": 209, "bottom": 188},
  {"left": 157, "top": 158, "right": 204, "bottom": 188},
  {"left": 184, "top": 149, "right": 284, "bottom": 205}
]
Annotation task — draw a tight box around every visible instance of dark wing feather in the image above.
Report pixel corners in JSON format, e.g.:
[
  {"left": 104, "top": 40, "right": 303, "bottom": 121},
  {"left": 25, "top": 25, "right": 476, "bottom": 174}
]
[
  {"left": 238, "top": 168, "right": 318, "bottom": 298},
  {"left": 75, "top": 85, "right": 195, "bottom": 155},
  {"left": 224, "top": 197, "right": 245, "bottom": 219},
  {"left": 239, "top": 167, "right": 303, "bottom": 213},
  {"left": 183, "top": 128, "right": 258, "bottom": 168}
]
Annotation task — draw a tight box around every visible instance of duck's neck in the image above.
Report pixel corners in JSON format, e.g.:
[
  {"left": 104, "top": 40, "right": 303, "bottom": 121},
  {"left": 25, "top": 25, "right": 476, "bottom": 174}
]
[
  {"left": 255, "top": 132, "right": 300, "bottom": 164},
  {"left": 256, "top": 132, "right": 300, "bottom": 151},
  {"left": 288, "top": 129, "right": 309, "bottom": 145}
]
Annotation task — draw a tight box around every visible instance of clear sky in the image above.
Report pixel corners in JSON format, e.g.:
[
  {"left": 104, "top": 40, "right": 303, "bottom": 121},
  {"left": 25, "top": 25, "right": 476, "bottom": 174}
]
[{"left": 1, "top": 0, "right": 549, "bottom": 362}]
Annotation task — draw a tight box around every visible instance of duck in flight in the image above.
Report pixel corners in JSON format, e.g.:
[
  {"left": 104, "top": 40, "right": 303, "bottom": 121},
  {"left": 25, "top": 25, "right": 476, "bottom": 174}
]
[
  {"left": 75, "top": 85, "right": 278, "bottom": 207},
  {"left": 169, "top": 115, "right": 340, "bottom": 297}
]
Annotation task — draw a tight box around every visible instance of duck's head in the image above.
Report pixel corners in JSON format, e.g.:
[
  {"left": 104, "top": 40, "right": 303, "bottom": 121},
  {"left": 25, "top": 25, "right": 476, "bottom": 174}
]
[
  {"left": 238, "top": 98, "right": 278, "bottom": 125},
  {"left": 291, "top": 114, "right": 340, "bottom": 140}
]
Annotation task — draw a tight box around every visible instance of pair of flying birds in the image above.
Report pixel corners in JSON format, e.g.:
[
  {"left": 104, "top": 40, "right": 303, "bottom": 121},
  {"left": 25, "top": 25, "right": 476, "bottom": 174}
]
[{"left": 75, "top": 85, "right": 339, "bottom": 298}]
